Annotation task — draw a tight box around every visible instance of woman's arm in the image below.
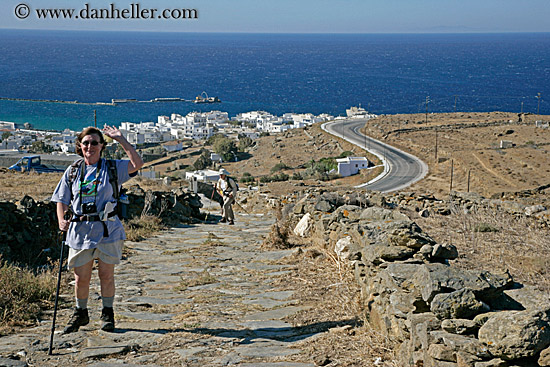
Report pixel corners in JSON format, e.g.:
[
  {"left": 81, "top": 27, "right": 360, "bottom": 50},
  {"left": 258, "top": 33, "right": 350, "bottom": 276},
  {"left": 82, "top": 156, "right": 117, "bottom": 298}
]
[
  {"left": 56, "top": 202, "right": 70, "bottom": 232},
  {"left": 103, "top": 125, "right": 144, "bottom": 174}
]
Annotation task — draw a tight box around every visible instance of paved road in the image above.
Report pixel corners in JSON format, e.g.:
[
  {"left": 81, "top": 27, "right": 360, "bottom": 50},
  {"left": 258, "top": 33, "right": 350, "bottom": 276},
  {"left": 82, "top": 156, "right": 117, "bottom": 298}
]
[{"left": 322, "top": 119, "right": 428, "bottom": 192}]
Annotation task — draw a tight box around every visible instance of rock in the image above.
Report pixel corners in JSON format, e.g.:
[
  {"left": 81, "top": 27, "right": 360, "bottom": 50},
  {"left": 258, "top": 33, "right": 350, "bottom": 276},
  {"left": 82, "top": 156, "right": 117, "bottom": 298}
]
[
  {"left": 334, "top": 236, "right": 352, "bottom": 260},
  {"left": 419, "top": 208, "right": 430, "bottom": 217},
  {"left": 441, "top": 319, "right": 479, "bottom": 335},
  {"left": 360, "top": 207, "right": 410, "bottom": 222},
  {"left": 314, "top": 199, "right": 334, "bottom": 213},
  {"left": 313, "top": 354, "right": 331, "bottom": 366},
  {"left": 293, "top": 213, "right": 312, "bottom": 237},
  {"left": 428, "top": 343, "right": 456, "bottom": 362},
  {"left": 473, "top": 359, "right": 508, "bottom": 367},
  {"left": 490, "top": 285, "right": 550, "bottom": 311},
  {"left": 432, "top": 243, "right": 459, "bottom": 260},
  {"left": 478, "top": 309, "right": 550, "bottom": 360},
  {"left": 431, "top": 288, "right": 489, "bottom": 320},
  {"left": 525, "top": 204, "right": 546, "bottom": 216},
  {"left": 414, "top": 263, "right": 511, "bottom": 303},
  {"left": 539, "top": 346, "right": 550, "bottom": 366},
  {"left": 420, "top": 244, "right": 433, "bottom": 256},
  {"left": 455, "top": 351, "right": 481, "bottom": 367},
  {"left": 362, "top": 244, "right": 417, "bottom": 265},
  {"left": 0, "top": 357, "right": 27, "bottom": 367},
  {"left": 430, "top": 331, "right": 491, "bottom": 358}
]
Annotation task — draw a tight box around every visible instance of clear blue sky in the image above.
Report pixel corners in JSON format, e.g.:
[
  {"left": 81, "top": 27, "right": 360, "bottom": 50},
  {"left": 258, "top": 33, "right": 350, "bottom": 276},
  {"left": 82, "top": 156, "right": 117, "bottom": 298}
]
[{"left": 2, "top": 0, "right": 550, "bottom": 33}]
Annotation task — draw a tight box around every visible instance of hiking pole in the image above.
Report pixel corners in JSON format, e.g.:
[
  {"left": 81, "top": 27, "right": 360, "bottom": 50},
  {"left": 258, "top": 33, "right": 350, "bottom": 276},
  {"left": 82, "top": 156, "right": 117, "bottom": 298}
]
[{"left": 48, "top": 210, "right": 71, "bottom": 355}]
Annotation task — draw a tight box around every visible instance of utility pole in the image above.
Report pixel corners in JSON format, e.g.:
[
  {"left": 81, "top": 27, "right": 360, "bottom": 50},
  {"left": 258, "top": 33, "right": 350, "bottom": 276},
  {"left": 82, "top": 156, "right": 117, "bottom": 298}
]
[
  {"left": 536, "top": 93, "right": 542, "bottom": 115},
  {"left": 435, "top": 128, "right": 438, "bottom": 162},
  {"left": 425, "top": 96, "right": 430, "bottom": 123},
  {"left": 521, "top": 101, "right": 524, "bottom": 114},
  {"left": 449, "top": 159, "right": 454, "bottom": 193},
  {"left": 454, "top": 95, "right": 458, "bottom": 113}
]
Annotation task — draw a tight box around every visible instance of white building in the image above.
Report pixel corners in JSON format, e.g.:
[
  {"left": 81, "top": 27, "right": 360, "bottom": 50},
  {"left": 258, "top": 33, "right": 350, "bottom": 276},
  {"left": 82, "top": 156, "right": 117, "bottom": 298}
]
[
  {"left": 336, "top": 156, "right": 370, "bottom": 177},
  {"left": 185, "top": 169, "right": 220, "bottom": 183}
]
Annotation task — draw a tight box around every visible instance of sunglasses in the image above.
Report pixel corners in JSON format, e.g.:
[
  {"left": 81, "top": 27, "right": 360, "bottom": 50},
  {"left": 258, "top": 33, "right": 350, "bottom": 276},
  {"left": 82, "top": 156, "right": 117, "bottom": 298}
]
[{"left": 81, "top": 140, "right": 100, "bottom": 146}]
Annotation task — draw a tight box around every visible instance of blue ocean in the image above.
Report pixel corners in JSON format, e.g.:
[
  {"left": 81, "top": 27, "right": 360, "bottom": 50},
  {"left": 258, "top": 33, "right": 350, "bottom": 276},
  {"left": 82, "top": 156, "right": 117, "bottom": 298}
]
[{"left": 0, "top": 30, "right": 548, "bottom": 132}]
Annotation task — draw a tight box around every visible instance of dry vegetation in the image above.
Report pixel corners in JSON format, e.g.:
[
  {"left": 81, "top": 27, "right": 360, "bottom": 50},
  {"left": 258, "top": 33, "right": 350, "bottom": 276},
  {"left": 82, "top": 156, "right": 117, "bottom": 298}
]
[
  {"left": 1, "top": 112, "right": 549, "bottom": 363},
  {"left": 364, "top": 112, "right": 550, "bottom": 200},
  {"left": 262, "top": 207, "right": 398, "bottom": 366}
]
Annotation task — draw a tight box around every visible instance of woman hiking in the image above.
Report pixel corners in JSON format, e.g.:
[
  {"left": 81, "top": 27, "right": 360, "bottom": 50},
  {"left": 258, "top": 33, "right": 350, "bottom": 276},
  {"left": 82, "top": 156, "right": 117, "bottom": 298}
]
[{"left": 51, "top": 125, "right": 143, "bottom": 333}]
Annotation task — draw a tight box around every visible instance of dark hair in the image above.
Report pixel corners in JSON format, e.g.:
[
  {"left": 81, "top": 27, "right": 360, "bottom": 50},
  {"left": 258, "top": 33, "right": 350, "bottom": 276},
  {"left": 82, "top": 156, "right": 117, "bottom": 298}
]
[{"left": 75, "top": 127, "right": 106, "bottom": 157}]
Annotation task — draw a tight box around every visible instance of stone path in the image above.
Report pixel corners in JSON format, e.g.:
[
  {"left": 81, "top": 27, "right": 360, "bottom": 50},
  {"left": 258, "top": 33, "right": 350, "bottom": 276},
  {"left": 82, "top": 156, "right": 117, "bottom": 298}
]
[{"left": 0, "top": 205, "right": 319, "bottom": 367}]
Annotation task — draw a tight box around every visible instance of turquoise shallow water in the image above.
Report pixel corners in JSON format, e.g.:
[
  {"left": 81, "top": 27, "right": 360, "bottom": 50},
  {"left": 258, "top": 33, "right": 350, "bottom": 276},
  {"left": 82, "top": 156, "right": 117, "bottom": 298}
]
[{"left": 0, "top": 30, "right": 548, "bottom": 131}]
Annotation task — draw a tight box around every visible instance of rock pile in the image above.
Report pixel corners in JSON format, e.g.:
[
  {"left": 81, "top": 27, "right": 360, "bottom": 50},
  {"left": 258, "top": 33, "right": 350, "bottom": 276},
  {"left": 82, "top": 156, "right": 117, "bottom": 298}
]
[
  {"left": 0, "top": 186, "right": 204, "bottom": 267},
  {"left": 273, "top": 188, "right": 550, "bottom": 366}
]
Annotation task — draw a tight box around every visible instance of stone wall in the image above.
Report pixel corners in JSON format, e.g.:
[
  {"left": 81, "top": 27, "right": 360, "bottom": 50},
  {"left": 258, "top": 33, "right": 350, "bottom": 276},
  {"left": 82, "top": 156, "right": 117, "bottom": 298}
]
[
  {"left": 0, "top": 186, "right": 204, "bottom": 267},
  {"left": 277, "top": 189, "right": 550, "bottom": 367}
]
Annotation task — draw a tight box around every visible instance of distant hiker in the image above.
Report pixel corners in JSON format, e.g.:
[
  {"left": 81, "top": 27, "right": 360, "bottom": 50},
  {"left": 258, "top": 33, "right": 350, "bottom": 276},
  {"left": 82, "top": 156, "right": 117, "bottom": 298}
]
[
  {"left": 215, "top": 168, "right": 238, "bottom": 225},
  {"left": 51, "top": 125, "right": 144, "bottom": 333}
]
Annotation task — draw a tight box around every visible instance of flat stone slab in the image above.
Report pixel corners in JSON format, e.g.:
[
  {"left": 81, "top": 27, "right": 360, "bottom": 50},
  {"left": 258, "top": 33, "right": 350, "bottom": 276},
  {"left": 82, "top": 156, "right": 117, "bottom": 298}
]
[
  {"left": 125, "top": 296, "right": 191, "bottom": 305},
  {"left": 0, "top": 357, "right": 27, "bottom": 367},
  {"left": 79, "top": 343, "right": 138, "bottom": 360},
  {"left": 234, "top": 340, "right": 301, "bottom": 358},
  {"left": 174, "top": 346, "right": 208, "bottom": 358},
  {"left": 239, "top": 363, "right": 315, "bottom": 367},
  {"left": 118, "top": 311, "right": 175, "bottom": 321},
  {"left": 240, "top": 320, "right": 294, "bottom": 330},
  {"left": 243, "top": 306, "right": 309, "bottom": 321}
]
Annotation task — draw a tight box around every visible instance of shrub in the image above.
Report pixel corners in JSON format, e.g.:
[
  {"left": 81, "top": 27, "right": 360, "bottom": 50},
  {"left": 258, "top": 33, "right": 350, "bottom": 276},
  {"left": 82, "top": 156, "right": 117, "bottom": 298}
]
[
  {"left": 474, "top": 223, "right": 500, "bottom": 233},
  {"left": 271, "top": 162, "right": 291, "bottom": 173},
  {"left": 241, "top": 172, "right": 255, "bottom": 184},
  {"left": 0, "top": 258, "right": 56, "bottom": 332},
  {"left": 124, "top": 215, "right": 165, "bottom": 242}
]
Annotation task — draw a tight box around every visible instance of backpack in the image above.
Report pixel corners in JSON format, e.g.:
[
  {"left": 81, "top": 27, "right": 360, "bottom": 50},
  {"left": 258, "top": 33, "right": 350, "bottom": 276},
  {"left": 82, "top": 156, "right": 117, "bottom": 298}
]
[
  {"left": 229, "top": 177, "right": 239, "bottom": 192},
  {"left": 68, "top": 158, "right": 127, "bottom": 218}
]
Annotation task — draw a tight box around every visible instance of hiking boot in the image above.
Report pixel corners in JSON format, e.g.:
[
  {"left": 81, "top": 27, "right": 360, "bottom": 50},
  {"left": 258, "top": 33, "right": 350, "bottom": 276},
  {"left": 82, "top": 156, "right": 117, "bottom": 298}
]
[
  {"left": 100, "top": 307, "right": 115, "bottom": 332},
  {"left": 228, "top": 220, "right": 234, "bottom": 225},
  {"left": 63, "top": 307, "right": 89, "bottom": 334},
  {"left": 220, "top": 217, "right": 227, "bottom": 223}
]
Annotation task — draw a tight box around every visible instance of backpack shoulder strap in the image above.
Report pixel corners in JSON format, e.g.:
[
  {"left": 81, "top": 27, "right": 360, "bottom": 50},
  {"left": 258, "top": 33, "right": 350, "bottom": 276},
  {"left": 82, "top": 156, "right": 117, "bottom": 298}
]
[
  {"left": 106, "top": 159, "right": 119, "bottom": 199},
  {"left": 67, "top": 158, "right": 84, "bottom": 203}
]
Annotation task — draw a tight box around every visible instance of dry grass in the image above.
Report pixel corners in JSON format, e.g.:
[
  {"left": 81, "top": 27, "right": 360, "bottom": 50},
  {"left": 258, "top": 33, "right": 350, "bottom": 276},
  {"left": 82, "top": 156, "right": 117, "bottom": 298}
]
[
  {"left": 364, "top": 112, "right": 550, "bottom": 198},
  {"left": 0, "top": 257, "right": 58, "bottom": 335},
  {"left": 416, "top": 204, "right": 550, "bottom": 291},
  {"left": 262, "top": 217, "right": 398, "bottom": 367},
  {"left": 0, "top": 169, "right": 62, "bottom": 201},
  {"left": 123, "top": 215, "right": 165, "bottom": 242}
]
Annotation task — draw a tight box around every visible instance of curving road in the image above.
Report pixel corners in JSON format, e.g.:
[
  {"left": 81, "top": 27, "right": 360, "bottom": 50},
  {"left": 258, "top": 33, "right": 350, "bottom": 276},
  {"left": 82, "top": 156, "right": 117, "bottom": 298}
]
[{"left": 322, "top": 119, "right": 428, "bottom": 192}]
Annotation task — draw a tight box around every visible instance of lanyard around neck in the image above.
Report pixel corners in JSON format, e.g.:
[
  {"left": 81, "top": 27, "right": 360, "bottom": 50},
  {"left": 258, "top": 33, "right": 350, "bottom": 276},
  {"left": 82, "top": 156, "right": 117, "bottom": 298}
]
[{"left": 79, "top": 158, "right": 102, "bottom": 203}]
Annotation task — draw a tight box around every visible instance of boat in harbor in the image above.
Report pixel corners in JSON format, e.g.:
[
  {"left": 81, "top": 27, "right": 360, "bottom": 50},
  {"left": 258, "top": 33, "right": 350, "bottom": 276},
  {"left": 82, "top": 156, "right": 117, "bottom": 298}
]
[{"left": 194, "top": 91, "right": 221, "bottom": 104}]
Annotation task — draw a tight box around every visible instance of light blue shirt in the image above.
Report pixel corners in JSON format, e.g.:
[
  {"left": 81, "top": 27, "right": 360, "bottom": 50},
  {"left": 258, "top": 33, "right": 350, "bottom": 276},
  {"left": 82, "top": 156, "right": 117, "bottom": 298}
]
[{"left": 51, "top": 159, "right": 131, "bottom": 250}]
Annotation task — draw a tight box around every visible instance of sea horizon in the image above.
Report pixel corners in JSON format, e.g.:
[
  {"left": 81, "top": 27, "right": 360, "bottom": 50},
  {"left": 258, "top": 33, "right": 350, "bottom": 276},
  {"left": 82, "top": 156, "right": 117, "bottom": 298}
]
[{"left": 0, "top": 29, "right": 548, "bottom": 132}]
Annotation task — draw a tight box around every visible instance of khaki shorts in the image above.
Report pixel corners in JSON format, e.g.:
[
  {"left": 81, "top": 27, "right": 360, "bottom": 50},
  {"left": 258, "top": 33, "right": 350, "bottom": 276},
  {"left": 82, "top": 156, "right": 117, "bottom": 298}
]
[{"left": 67, "top": 240, "right": 124, "bottom": 269}]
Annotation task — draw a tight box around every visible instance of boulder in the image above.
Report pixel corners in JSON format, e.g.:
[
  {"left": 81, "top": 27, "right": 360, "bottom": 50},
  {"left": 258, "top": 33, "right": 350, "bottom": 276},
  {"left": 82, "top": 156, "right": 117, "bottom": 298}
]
[
  {"left": 293, "top": 213, "right": 312, "bottom": 237},
  {"left": 539, "top": 346, "right": 550, "bottom": 366},
  {"left": 359, "top": 207, "right": 410, "bottom": 222},
  {"left": 478, "top": 309, "right": 550, "bottom": 360},
  {"left": 361, "top": 244, "right": 417, "bottom": 265},
  {"left": 414, "top": 263, "right": 512, "bottom": 303},
  {"left": 525, "top": 204, "right": 546, "bottom": 216},
  {"left": 441, "top": 319, "right": 479, "bottom": 335},
  {"left": 431, "top": 288, "right": 489, "bottom": 320},
  {"left": 432, "top": 243, "right": 459, "bottom": 261},
  {"left": 334, "top": 236, "right": 352, "bottom": 260}
]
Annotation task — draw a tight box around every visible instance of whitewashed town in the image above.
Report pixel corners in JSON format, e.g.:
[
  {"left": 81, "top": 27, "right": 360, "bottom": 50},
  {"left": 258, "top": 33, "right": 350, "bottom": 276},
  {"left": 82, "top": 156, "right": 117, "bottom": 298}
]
[{"left": 0, "top": 106, "right": 375, "bottom": 153}]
